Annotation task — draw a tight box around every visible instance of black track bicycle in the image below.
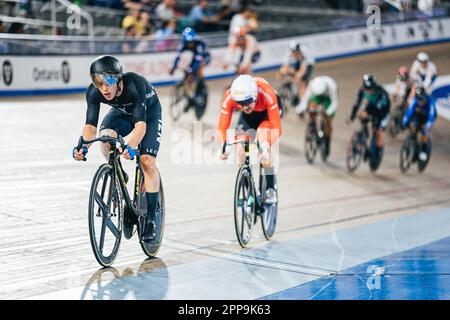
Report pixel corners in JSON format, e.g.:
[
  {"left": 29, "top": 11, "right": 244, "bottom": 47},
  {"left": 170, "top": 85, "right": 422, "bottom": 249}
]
[
  {"left": 399, "top": 124, "right": 432, "bottom": 173},
  {"left": 223, "top": 139, "right": 278, "bottom": 248},
  {"left": 76, "top": 135, "right": 165, "bottom": 267},
  {"left": 346, "top": 117, "right": 384, "bottom": 173},
  {"left": 388, "top": 101, "right": 406, "bottom": 138},
  {"left": 277, "top": 75, "right": 299, "bottom": 116},
  {"left": 304, "top": 105, "right": 329, "bottom": 164},
  {"left": 169, "top": 68, "right": 208, "bottom": 122}
]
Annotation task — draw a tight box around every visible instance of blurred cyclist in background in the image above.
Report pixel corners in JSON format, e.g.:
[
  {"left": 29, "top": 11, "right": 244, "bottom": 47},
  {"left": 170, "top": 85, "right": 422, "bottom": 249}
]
[
  {"left": 279, "top": 41, "right": 315, "bottom": 107},
  {"left": 348, "top": 74, "right": 390, "bottom": 160},
  {"left": 169, "top": 27, "right": 211, "bottom": 105},
  {"left": 296, "top": 76, "right": 338, "bottom": 157},
  {"left": 393, "top": 66, "right": 413, "bottom": 107},
  {"left": 223, "top": 26, "right": 261, "bottom": 75},
  {"left": 410, "top": 52, "right": 438, "bottom": 94},
  {"left": 73, "top": 55, "right": 163, "bottom": 242},
  {"left": 402, "top": 86, "right": 437, "bottom": 162},
  {"left": 217, "top": 75, "right": 282, "bottom": 204}
]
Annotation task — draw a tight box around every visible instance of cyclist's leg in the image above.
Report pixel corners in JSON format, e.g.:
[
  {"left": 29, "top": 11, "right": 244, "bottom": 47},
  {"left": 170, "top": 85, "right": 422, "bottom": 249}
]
[
  {"left": 99, "top": 109, "right": 134, "bottom": 159},
  {"left": 256, "top": 120, "right": 277, "bottom": 188},
  {"left": 139, "top": 110, "right": 162, "bottom": 240}
]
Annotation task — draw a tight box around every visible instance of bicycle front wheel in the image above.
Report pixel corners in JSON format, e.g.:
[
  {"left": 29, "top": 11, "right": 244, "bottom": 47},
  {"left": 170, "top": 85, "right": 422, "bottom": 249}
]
[
  {"left": 234, "top": 166, "right": 256, "bottom": 248},
  {"left": 169, "top": 83, "right": 186, "bottom": 122},
  {"left": 346, "top": 132, "right": 364, "bottom": 173},
  {"left": 304, "top": 125, "right": 317, "bottom": 164},
  {"left": 88, "top": 164, "right": 123, "bottom": 267},
  {"left": 400, "top": 136, "right": 414, "bottom": 173}
]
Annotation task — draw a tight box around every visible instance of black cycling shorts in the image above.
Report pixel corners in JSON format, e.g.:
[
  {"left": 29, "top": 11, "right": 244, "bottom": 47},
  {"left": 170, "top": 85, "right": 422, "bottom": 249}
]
[
  {"left": 302, "top": 65, "right": 314, "bottom": 82},
  {"left": 100, "top": 108, "right": 162, "bottom": 158},
  {"left": 236, "top": 110, "right": 268, "bottom": 138}
]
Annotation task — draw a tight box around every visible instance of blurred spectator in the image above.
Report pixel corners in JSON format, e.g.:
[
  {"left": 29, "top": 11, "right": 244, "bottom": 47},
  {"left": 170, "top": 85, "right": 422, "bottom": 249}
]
[
  {"left": 188, "top": 0, "right": 222, "bottom": 32},
  {"left": 8, "top": 22, "right": 25, "bottom": 34},
  {"left": 221, "top": 0, "right": 242, "bottom": 12},
  {"left": 155, "top": 18, "right": 177, "bottom": 40},
  {"left": 155, "top": 0, "right": 176, "bottom": 22},
  {"left": 0, "top": 21, "right": 6, "bottom": 34},
  {"left": 135, "top": 10, "right": 153, "bottom": 36},
  {"left": 122, "top": 25, "right": 137, "bottom": 52},
  {"left": 418, "top": 0, "right": 434, "bottom": 12},
  {"left": 122, "top": 0, "right": 143, "bottom": 11},
  {"left": 122, "top": 8, "right": 140, "bottom": 30},
  {"left": 228, "top": 6, "right": 257, "bottom": 42},
  {"left": 154, "top": 18, "right": 177, "bottom": 51}
]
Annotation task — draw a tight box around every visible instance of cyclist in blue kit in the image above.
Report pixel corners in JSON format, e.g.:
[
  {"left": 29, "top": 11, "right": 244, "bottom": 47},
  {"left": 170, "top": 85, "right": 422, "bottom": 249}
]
[{"left": 72, "top": 55, "right": 162, "bottom": 242}]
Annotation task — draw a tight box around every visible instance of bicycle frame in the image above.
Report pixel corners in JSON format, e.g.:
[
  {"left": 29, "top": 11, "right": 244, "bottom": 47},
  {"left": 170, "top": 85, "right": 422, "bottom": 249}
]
[{"left": 79, "top": 136, "right": 142, "bottom": 218}]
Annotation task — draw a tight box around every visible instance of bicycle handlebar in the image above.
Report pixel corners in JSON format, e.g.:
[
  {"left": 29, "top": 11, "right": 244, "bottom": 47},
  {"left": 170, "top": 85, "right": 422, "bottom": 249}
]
[
  {"left": 222, "top": 138, "right": 261, "bottom": 154},
  {"left": 76, "top": 135, "right": 140, "bottom": 160}
]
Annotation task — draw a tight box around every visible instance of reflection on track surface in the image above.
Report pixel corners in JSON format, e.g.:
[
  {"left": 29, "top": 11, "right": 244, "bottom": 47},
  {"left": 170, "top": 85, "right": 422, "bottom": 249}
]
[{"left": 0, "top": 43, "right": 449, "bottom": 299}]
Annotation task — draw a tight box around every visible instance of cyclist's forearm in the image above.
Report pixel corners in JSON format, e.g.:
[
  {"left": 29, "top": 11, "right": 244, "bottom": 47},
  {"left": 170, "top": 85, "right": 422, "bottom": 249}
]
[
  {"left": 82, "top": 125, "right": 97, "bottom": 148},
  {"left": 127, "top": 121, "right": 146, "bottom": 149}
]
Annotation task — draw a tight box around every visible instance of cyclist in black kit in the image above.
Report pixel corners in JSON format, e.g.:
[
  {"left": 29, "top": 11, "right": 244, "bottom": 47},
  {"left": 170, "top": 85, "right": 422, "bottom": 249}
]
[{"left": 72, "top": 55, "right": 162, "bottom": 242}]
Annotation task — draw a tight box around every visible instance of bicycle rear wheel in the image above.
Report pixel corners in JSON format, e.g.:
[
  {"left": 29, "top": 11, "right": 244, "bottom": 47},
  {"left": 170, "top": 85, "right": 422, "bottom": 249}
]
[
  {"left": 88, "top": 164, "right": 123, "bottom": 267},
  {"left": 138, "top": 169, "right": 165, "bottom": 257},
  {"left": 234, "top": 166, "right": 256, "bottom": 248},
  {"left": 259, "top": 171, "right": 277, "bottom": 240},
  {"left": 169, "top": 83, "right": 186, "bottom": 122},
  {"left": 346, "top": 132, "right": 364, "bottom": 173},
  {"left": 400, "top": 136, "right": 415, "bottom": 173}
]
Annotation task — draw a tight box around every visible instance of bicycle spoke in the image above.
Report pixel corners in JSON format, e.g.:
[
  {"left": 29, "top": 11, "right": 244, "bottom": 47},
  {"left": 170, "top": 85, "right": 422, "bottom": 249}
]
[
  {"left": 105, "top": 216, "right": 120, "bottom": 239},
  {"left": 94, "top": 191, "right": 108, "bottom": 215},
  {"left": 99, "top": 215, "right": 107, "bottom": 252},
  {"left": 97, "top": 175, "right": 109, "bottom": 217}
]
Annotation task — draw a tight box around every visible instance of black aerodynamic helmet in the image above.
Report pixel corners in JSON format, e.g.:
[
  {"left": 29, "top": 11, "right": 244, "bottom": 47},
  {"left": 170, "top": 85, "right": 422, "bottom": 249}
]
[
  {"left": 362, "top": 73, "right": 377, "bottom": 89},
  {"left": 89, "top": 55, "right": 123, "bottom": 87},
  {"left": 415, "top": 86, "right": 428, "bottom": 100}
]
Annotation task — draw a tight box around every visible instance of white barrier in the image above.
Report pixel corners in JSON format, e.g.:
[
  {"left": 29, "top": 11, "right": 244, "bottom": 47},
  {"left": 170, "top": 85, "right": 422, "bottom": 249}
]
[{"left": 1, "top": 17, "right": 450, "bottom": 96}]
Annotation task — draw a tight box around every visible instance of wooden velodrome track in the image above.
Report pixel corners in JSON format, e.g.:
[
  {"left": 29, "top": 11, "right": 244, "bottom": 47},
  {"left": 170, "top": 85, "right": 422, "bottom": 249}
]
[{"left": 0, "top": 43, "right": 449, "bottom": 299}]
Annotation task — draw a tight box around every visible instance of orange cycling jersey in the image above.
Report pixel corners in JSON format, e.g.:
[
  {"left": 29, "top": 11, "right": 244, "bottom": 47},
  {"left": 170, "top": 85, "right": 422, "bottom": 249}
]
[{"left": 218, "top": 77, "right": 282, "bottom": 144}]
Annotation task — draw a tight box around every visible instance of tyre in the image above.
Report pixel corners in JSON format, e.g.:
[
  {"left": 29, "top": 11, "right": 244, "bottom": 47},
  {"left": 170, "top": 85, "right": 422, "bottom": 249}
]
[
  {"left": 234, "top": 166, "right": 256, "bottom": 248},
  {"left": 418, "top": 138, "right": 432, "bottom": 173},
  {"left": 400, "top": 136, "right": 414, "bottom": 173},
  {"left": 169, "top": 83, "right": 186, "bottom": 122},
  {"left": 138, "top": 169, "right": 165, "bottom": 257},
  {"left": 278, "top": 82, "right": 293, "bottom": 113},
  {"left": 346, "top": 132, "right": 364, "bottom": 173},
  {"left": 388, "top": 105, "right": 403, "bottom": 138},
  {"left": 88, "top": 164, "right": 123, "bottom": 267},
  {"left": 304, "top": 123, "right": 317, "bottom": 164},
  {"left": 259, "top": 173, "right": 277, "bottom": 240},
  {"left": 194, "top": 85, "right": 208, "bottom": 120}
]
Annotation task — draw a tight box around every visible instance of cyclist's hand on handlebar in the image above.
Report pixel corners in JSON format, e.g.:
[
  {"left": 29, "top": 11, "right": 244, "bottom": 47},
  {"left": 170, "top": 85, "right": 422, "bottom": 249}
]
[
  {"left": 119, "top": 145, "right": 136, "bottom": 160},
  {"left": 219, "top": 152, "right": 228, "bottom": 160},
  {"left": 73, "top": 146, "right": 87, "bottom": 161}
]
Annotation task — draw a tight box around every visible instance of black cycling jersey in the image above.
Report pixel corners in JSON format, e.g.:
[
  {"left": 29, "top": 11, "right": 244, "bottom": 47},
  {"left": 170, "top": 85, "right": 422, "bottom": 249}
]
[
  {"left": 85, "top": 72, "right": 162, "bottom": 157},
  {"left": 85, "top": 72, "right": 160, "bottom": 127},
  {"left": 351, "top": 85, "right": 390, "bottom": 127}
]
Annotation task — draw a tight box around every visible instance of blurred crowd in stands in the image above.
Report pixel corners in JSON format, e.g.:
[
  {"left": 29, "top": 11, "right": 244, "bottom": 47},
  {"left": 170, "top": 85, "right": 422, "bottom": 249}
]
[{"left": 0, "top": 0, "right": 445, "bottom": 38}]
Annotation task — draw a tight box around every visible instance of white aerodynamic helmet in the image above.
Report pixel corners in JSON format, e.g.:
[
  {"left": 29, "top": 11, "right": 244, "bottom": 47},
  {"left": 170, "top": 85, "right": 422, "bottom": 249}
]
[
  {"left": 289, "top": 40, "right": 302, "bottom": 52},
  {"left": 230, "top": 75, "right": 258, "bottom": 104},
  {"left": 417, "top": 52, "right": 429, "bottom": 63},
  {"left": 310, "top": 77, "right": 327, "bottom": 96}
]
